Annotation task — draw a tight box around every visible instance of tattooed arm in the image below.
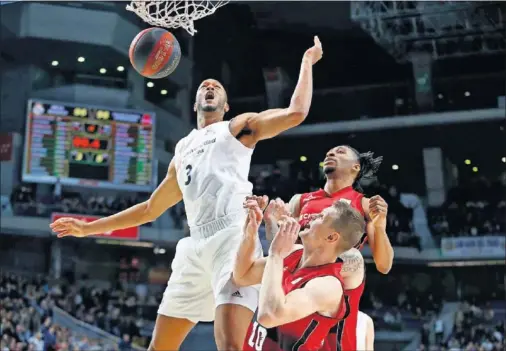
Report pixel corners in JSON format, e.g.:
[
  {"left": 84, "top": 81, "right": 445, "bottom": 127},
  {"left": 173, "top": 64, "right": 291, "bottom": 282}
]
[{"left": 339, "top": 248, "right": 365, "bottom": 290}]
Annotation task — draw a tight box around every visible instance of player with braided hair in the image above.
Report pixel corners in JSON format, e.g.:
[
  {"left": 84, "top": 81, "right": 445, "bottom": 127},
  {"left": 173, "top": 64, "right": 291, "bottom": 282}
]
[{"left": 286, "top": 145, "right": 393, "bottom": 351}]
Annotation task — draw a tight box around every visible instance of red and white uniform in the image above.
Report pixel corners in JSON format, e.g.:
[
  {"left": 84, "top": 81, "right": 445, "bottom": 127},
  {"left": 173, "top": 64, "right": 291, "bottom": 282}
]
[
  {"left": 243, "top": 249, "right": 350, "bottom": 351},
  {"left": 298, "top": 186, "right": 367, "bottom": 351}
]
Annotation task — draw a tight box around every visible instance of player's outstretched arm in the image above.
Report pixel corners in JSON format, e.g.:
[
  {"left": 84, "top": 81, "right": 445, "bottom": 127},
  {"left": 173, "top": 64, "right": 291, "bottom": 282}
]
[
  {"left": 363, "top": 196, "right": 394, "bottom": 274},
  {"left": 51, "top": 159, "right": 183, "bottom": 238},
  {"left": 229, "top": 37, "right": 323, "bottom": 147},
  {"left": 232, "top": 198, "right": 267, "bottom": 287}
]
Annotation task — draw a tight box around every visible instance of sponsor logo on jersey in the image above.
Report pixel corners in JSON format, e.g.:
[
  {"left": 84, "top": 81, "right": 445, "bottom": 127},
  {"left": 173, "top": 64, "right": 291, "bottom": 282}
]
[
  {"left": 299, "top": 213, "right": 319, "bottom": 221},
  {"left": 182, "top": 138, "right": 216, "bottom": 157}
]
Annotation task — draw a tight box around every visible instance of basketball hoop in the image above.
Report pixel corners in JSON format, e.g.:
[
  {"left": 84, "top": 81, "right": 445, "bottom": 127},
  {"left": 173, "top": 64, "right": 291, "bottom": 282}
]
[{"left": 126, "top": 1, "right": 230, "bottom": 36}]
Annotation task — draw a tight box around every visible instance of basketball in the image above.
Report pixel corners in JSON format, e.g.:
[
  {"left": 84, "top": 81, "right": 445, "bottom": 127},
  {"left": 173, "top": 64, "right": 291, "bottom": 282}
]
[{"left": 129, "top": 27, "right": 181, "bottom": 79}]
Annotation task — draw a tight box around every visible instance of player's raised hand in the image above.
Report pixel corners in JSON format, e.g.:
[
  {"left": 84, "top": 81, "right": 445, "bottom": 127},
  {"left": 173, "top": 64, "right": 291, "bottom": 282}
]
[
  {"left": 243, "top": 199, "right": 263, "bottom": 238},
  {"left": 369, "top": 195, "right": 388, "bottom": 230},
  {"left": 304, "top": 36, "right": 323, "bottom": 65},
  {"left": 269, "top": 216, "right": 300, "bottom": 258},
  {"left": 264, "top": 198, "right": 291, "bottom": 222},
  {"left": 243, "top": 195, "right": 269, "bottom": 211},
  {"left": 50, "top": 218, "right": 88, "bottom": 238}
]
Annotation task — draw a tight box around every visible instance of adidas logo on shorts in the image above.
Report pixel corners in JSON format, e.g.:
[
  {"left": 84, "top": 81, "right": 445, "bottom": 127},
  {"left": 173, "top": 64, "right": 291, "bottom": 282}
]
[{"left": 231, "top": 290, "right": 243, "bottom": 298}]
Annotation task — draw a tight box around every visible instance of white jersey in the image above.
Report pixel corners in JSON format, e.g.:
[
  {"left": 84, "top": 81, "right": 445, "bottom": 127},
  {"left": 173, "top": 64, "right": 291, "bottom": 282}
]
[
  {"left": 356, "top": 311, "right": 367, "bottom": 350},
  {"left": 174, "top": 121, "right": 253, "bottom": 234}
]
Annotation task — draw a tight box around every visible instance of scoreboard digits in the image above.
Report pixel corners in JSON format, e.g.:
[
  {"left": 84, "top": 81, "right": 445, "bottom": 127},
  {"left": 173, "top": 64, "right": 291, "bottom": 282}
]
[
  {"left": 96, "top": 110, "right": 110, "bottom": 120},
  {"left": 73, "top": 107, "right": 88, "bottom": 117},
  {"left": 23, "top": 100, "right": 156, "bottom": 191}
]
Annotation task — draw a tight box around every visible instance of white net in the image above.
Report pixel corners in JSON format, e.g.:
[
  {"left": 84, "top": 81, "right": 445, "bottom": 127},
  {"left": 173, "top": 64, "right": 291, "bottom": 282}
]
[{"left": 126, "top": 0, "right": 230, "bottom": 36}]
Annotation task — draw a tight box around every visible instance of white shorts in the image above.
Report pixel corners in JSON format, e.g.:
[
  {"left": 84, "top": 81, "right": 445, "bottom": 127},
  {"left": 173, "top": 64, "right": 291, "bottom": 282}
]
[{"left": 158, "top": 221, "right": 263, "bottom": 323}]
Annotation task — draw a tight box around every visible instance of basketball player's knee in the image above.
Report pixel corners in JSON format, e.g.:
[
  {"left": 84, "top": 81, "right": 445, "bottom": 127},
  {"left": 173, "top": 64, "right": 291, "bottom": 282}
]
[
  {"left": 215, "top": 325, "right": 245, "bottom": 351},
  {"left": 150, "top": 331, "right": 181, "bottom": 351},
  {"left": 215, "top": 333, "right": 244, "bottom": 351}
]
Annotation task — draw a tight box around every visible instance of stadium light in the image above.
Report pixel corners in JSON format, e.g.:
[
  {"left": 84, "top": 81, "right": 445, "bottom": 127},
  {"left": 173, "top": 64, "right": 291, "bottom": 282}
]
[
  {"left": 465, "top": 159, "right": 471, "bottom": 165},
  {"left": 117, "top": 66, "right": 125, "bottom": 72},
  {"left": 99, "top": 68, "right": 107, "bottom": 74},
  {"left": 392, "top": 164, "right": 399, "bottom": 170},
  {"left": 300, "top": 156, "right": 307, "bottom": 162},
  {"left": 502, "top": 157, "right": 505, "bottom": 163},
  {"left": 464, "top": 91, "right": 470, "bottom": 97},
  {"left": 147, "top": 82, "right": 154, "bottom": 88},
  {"left": 472, "top": 167, "right": 478, "bottom": 172},
  {"left": 161, "top": 89, "right": 168, "bottom": 95},
  {"left": 51, "top": 60, "right": 59, "bottom": 67},
  {"left": 77, "top": 57, "right": 85, "bottom": 63}
]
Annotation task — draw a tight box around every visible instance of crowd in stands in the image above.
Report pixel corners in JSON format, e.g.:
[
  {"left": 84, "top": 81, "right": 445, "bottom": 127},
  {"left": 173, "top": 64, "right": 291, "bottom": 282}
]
[
  {"left": 361, "top": 271, "right": 442, "bottom": 333},
  {"left": 9, "top": 184, "right": 149, "bottom": 224},
  {"left": 429, "top": 175, "right": 506, "bottom": 240},
  {"left": 51, "top": 282, "right": 150, "bottom": 348},
  {"left": 0, "top": 273, "right": 117, "bottom": 351},
  {"left": 444, "top": 300, "right": 505, "bottom": 351}
]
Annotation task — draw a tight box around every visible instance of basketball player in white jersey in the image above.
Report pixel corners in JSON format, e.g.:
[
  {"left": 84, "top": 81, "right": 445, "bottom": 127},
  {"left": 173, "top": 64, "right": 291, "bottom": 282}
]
[
  {"left": 357, "top": 311, "right": 375, "bottom": 350},
  {"left": 51, "top": 36, "right": 323, "bottom": 350}
]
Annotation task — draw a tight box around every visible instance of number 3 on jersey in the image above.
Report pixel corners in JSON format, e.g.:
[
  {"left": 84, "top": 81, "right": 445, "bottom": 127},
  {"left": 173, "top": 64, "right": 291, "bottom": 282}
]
[
  {"left": 248, "top": 322, "right": 267, "bottom": 351},
  {"left": 184, "top": 164, "right": 193, "bottom": 186}
]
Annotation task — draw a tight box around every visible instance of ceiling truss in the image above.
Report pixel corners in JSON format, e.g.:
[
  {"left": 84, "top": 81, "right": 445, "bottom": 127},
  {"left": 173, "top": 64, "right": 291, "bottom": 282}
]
[{"left": 351, "top": 1, "right": 506, "bottom": 62}]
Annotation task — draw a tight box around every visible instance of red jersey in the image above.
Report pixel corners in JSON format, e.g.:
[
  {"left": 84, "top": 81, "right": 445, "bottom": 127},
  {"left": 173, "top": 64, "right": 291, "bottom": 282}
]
[
  {"left": 298, "top": 186, "right": 367, "bottom": 351},
  {"left": 323, "top": 281, "right": 365, "bottom": 351},
  {"left": 298, "top": 186, "right": 367, "bottom": 249},
  {"left": 243, "top": 249, "right": 350, "bottom": 351}
]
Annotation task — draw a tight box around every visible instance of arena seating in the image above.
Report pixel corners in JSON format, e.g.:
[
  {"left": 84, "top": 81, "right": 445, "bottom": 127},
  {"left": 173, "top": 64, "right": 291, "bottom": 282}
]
[
  {"left": 9, "top": 185, "right": 153, "bottom": 227},
  {"left": 443, "top": 300, "right": 505, "bottom": 351},
  {"left": 428, "top": 175, "right": 506, "bottom": 242},
  {"left": 0, "top": 273, "right": 117, "bottom": 351}
]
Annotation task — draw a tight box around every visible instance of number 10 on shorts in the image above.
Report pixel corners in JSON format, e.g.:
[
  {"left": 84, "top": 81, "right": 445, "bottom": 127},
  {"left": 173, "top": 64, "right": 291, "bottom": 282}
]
[{"left": 248, "top": 322, "right": 267, "bottom": 351}]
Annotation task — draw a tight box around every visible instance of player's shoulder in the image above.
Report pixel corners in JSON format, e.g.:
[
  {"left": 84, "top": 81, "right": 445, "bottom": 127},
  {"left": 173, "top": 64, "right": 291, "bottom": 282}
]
[
  {"left": 305, "top": 275, "right": 343, "bottom": 296},
  {"left": 175, "top": 130, "right": 195, "bottom": 151},
  {"left": 340, "top": 248, "right": 363, "bottom": 260},
  {"left": 339, "top": 248, "right": 364, "bottom": 269}
]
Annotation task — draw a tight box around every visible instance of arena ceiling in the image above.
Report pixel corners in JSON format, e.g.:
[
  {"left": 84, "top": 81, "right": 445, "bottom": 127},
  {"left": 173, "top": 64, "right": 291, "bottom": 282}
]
[{"left": 1, "top": 1, "right": 503, "bottom": 99}]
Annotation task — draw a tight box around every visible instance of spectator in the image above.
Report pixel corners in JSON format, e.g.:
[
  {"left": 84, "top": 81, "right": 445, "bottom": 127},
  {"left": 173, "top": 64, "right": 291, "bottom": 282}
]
[
  {"left": 434, "top": 317, "right": 444, "bottom": 345},
  {"left": 28, "top": 332, "right": 43, "bottom": 351},
  {"left": 118, "top": 334, "right": 132, "bottom": 351}
]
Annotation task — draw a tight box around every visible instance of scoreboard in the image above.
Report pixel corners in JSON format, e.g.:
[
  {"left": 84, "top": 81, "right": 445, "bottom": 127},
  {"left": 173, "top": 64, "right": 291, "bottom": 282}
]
[{"left": 22, "top": 100, "right": 157, "bottom": 191}]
